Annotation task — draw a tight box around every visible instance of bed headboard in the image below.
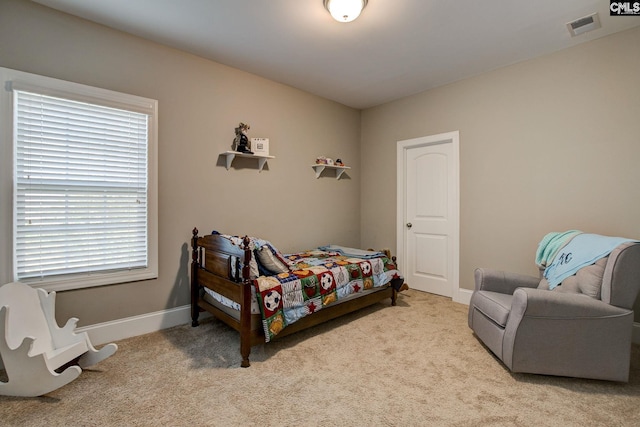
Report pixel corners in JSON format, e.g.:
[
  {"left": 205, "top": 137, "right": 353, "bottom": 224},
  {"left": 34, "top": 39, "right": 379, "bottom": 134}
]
[{"left": 191, "top": 228, "right": 252, "bottom": 283}]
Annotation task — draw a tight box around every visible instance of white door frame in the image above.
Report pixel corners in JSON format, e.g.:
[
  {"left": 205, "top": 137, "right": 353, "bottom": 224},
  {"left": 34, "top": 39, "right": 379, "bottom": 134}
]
[{"left": 396, "top": 131, "right": 462, "bottom": 303}]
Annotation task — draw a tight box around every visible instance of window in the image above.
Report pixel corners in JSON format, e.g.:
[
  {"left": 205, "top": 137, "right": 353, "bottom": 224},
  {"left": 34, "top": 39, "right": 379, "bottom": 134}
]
[{"left": 1, "top": 67, "right": 157, "bottom": 291}]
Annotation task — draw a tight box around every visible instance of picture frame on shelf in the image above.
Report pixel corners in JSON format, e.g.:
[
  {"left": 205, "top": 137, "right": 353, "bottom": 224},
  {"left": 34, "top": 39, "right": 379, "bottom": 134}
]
[{"left": 251, "top": 138, "right": 269, "bottom": 156}]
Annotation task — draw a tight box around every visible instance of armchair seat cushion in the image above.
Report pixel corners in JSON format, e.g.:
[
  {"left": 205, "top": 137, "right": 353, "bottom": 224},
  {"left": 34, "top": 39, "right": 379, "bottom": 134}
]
[{"left": 471, "top": 291, "right": 512, "bottom": 328}]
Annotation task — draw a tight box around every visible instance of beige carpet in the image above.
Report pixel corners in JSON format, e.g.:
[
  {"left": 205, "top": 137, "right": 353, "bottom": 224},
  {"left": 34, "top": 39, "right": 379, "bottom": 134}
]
[{"left": 1, "top": 290, "right": 639, "bottom": 426}]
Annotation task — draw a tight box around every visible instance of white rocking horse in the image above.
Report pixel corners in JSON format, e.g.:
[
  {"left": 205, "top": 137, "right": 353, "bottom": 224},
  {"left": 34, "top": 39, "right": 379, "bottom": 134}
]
[{"left": 0, "top": 281, "right": 117, "bottom": 397}]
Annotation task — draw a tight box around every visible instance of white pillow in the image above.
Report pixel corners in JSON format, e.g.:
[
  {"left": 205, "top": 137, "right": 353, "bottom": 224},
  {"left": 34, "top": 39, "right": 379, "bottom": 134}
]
[{"left": 256, "top": 245, "right": 290, "bottom": 274}]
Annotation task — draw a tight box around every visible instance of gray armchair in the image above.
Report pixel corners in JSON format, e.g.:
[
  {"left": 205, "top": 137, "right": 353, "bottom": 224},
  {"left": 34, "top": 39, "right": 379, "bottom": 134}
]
[{"left": 468, "top": 241, "right": 640, "bottom": 382}]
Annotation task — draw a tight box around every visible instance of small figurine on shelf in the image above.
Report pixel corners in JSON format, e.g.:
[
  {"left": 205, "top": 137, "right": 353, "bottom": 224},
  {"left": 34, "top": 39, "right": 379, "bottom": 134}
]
[
  {"left": 233, "top": 122, "right": 253, "bottom": 154},
  {"left": 335, "top": 158, "right": 344, "bottom": 166}
]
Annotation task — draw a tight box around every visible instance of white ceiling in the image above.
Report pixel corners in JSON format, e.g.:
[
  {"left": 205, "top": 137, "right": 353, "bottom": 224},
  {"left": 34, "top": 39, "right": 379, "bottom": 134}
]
[{"left": 32, "top": 0, "right": 640, "bottom": 109}]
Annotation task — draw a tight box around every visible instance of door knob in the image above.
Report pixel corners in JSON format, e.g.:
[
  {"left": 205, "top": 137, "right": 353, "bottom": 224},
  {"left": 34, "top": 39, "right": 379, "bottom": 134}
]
[{"left": 406, "top": 223, "right": 412, "bottom": 228}]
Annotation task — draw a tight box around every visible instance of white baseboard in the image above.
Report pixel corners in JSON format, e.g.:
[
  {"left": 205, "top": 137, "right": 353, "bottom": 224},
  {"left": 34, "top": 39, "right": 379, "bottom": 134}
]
[
  {"left": 76, "top": 304, "right": 195, "bottom": 346},
  {"left": 3, "top": 295, "right": 637, "bottom": 372},
  {"left": 78, "top": 297, "right": 640, "bottom": 347},
  {"left": 79, "top": 288, "right": 473, "bottom": 347},
  {"left": 453, "top": 287, "right": 472, "bottom": 306},
  {"left": 0, "top": 306, "right": 200, "bottom": 371}
]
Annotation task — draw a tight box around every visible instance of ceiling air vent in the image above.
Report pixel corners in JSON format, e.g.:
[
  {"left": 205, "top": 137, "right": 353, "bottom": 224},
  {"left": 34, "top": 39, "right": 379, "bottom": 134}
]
[{"left": 566, "top": 13, "right": 601, "bottom": 37}]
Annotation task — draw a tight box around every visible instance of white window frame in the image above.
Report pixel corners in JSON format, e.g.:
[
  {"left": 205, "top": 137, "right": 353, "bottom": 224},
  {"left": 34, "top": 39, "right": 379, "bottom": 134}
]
[{"left": 0, "top": 67, "right": 158, "bottom": 291}]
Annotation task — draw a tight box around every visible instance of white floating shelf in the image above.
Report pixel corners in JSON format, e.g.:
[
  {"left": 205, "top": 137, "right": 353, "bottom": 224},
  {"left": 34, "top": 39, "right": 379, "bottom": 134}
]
[
  {"left": 311, "top": 164, "right": 351, "bottom": 180},
  {"left": 222, "top": 151, "right": 275, "bottom": 172}
]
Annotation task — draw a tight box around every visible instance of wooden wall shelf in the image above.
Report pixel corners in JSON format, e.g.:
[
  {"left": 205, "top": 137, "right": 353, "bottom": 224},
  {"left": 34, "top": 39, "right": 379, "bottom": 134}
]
[{"left": 311, "top": 164, "right": 351, "bottom": 180}]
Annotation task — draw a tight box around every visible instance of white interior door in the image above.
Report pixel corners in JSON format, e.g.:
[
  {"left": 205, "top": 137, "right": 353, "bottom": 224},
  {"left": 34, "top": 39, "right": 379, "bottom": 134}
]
[{"left": 397, "top": 132, "right": 459, "bottom": 297}]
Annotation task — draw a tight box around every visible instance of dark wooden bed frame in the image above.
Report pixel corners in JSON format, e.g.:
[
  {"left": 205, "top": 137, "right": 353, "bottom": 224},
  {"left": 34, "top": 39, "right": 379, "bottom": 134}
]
[{"left": 190, "top": 228, "right": 402, "bottom": 367}]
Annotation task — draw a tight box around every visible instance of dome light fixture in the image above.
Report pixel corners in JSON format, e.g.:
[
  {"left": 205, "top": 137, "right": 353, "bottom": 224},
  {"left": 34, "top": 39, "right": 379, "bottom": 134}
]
[{"left": 323, "top": 0, "right": 368, "bottom": 23}]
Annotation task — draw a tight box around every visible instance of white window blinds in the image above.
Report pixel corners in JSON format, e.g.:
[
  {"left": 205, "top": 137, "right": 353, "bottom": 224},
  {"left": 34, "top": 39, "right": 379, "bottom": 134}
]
[{"left": 14, "top": 90, "right": 150, "bottom": 281}]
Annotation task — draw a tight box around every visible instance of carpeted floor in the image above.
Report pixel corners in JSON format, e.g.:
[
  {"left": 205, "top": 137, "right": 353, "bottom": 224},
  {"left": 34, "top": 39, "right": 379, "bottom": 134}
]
[{"left": 1, "top": 289, "right": 639, "bottom": 426}]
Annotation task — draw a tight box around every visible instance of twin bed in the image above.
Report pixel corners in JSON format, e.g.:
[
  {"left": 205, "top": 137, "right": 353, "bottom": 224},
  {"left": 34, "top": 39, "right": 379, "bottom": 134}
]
[{"left": 190, "top": 228, "right": 405, "bottom": 367}]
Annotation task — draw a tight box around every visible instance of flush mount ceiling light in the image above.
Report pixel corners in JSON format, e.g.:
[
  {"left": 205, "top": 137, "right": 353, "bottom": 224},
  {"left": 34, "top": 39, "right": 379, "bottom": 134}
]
[{"left": 324, "top": 0, "right": 368, "bottom": 23}]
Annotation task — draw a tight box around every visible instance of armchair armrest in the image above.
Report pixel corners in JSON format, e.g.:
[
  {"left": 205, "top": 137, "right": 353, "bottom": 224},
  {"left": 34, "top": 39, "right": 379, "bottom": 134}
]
[
  {"left": 511, "top": 288, "right": 630, "bottom": 319},
  {"left": 474, "top": 268, "right": 539, "bottom": 295}
]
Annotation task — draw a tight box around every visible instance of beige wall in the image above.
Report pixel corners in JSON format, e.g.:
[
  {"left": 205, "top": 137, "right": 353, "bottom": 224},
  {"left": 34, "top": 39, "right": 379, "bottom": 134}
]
[
  {"left": 360, "top": 26, "right": 640, "bottom": 318},
  {"left": 0, "top": 0, "right": 361, "bottom": 325},
  {"left": 2, "top": 0, "right": 639, "bottom": 327}
]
